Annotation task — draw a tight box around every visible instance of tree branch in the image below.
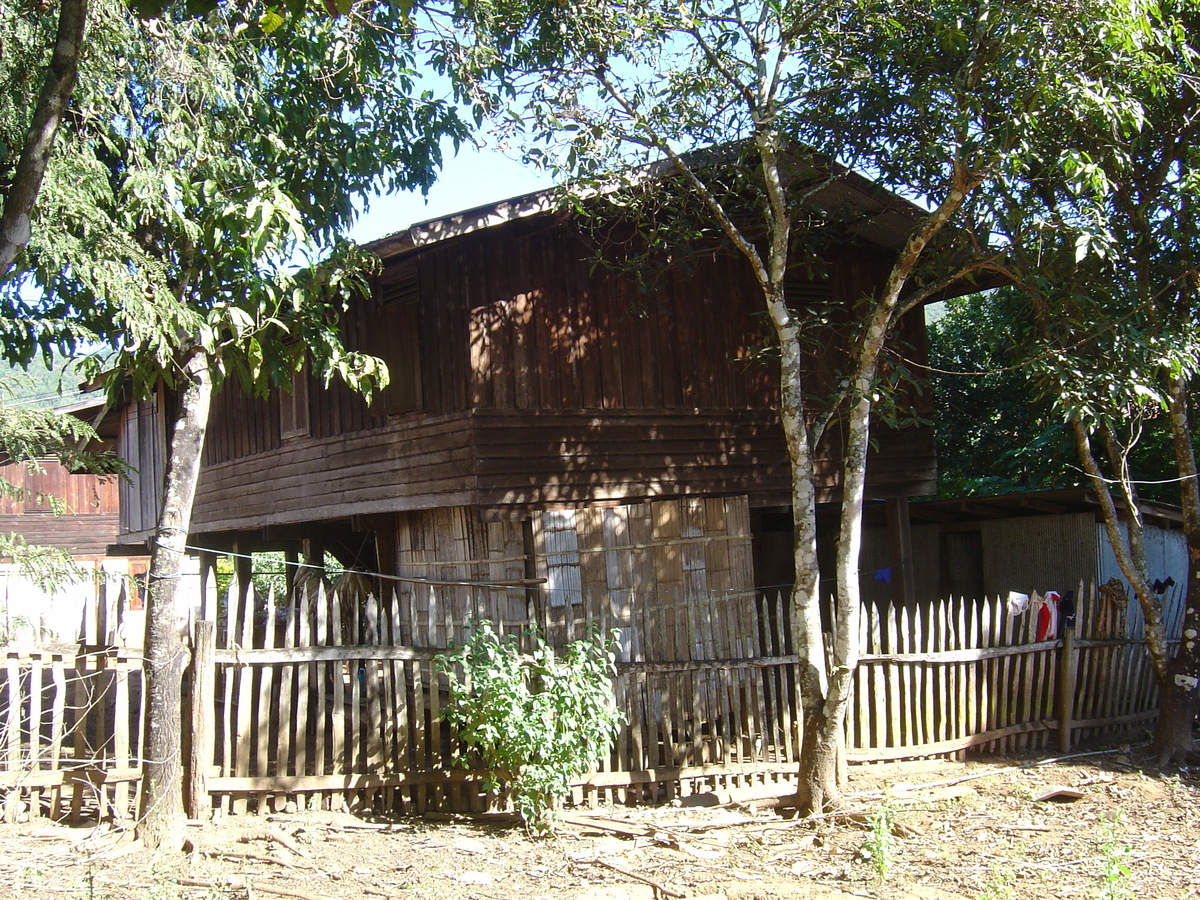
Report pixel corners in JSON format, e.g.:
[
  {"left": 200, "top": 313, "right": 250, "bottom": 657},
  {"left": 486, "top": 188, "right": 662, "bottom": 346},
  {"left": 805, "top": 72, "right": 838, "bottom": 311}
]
[
  {"left": 0, "top": 0, "right": 88, "bottom": 279},
  {"left": 593, "top": 69, "right": 770, "bottom": 290}
]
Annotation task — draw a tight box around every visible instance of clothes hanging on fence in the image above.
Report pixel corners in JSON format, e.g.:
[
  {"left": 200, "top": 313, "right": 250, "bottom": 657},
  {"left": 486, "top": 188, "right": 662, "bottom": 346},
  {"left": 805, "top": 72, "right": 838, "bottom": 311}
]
[
  {"left": 1060, "top": 590, "right": 1076, "bottom": 630},
  {"left": 1036, "top": 590, "right": 1062, "bottom": 641},
  {"left": 1007, "top": 591, "right": 1030, "bottom": 616}
]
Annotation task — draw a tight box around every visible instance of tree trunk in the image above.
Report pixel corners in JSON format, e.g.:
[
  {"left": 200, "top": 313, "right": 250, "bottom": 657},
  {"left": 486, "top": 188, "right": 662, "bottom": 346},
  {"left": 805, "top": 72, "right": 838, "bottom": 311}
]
[
  {"left": 1069, "top": 416, "right": 1171, "bottom": 673},
  {"left": 799, "top": 707, "right": 839, "bottom": 812},
  {"left": 1155, "top": 373, "right": 1200, "bottom": 764},
  {"left": 0, "top": 0, "right": 87, "bottom": 277},
  {"left": 138, "top": 348, "right": 214, "bottom": 850},
  {"left": 764, "top": 286, "right": 830, "bottom": 814},
  {"left": 1157, "top": 650, "right": 1200, "bottom": 765}
]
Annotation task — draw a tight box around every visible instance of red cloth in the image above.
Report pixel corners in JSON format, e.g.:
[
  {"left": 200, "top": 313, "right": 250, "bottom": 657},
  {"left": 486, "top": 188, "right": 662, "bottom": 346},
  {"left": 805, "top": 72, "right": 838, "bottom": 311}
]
[{"left": 1036, "top": 591, "right": 1062, "bottom": 641}]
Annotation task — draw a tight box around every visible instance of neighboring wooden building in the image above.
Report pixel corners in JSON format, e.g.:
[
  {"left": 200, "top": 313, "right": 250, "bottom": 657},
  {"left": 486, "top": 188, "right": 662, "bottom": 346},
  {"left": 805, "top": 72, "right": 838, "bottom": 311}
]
[
  {"left": 113, "top": 180, "right": 941, "bottom": 620},
  {"left": 0, "top": 451, "right": 148, "bottom": 646},
  {"left": 0, "top": 457, "right": 120, "bottom": 558}
]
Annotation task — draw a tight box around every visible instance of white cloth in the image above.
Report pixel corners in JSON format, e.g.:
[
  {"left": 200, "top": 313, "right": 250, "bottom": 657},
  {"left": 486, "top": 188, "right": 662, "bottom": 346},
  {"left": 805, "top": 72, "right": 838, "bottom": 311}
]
[{"left": 1006, "top": 591, "right": 1030, "bottom": 616}]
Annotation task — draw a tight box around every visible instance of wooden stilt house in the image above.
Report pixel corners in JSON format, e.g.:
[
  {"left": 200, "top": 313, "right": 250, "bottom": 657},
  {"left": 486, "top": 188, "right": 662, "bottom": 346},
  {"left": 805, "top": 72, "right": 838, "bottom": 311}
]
[
  {"left": 117, "top": 177, "right": 941, "bottom": 600},
  {"left": 108, "top": 175, "right": 953, "bottom": 810}
]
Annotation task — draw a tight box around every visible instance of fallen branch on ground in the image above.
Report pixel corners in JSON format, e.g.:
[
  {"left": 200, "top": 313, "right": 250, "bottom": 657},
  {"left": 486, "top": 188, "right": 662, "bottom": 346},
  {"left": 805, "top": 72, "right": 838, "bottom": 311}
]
[
  {"left": 194, "top": 846, "right": 300, "bottom": 868},
  {"left": 578, "top": 857, "right": 686, "bottom": 899},
  {"left": 846, "top": 747, "right": 1128, "bottom": 801},
  {"left": 175, "top": 875, "right": 332, "bottom": 900}
]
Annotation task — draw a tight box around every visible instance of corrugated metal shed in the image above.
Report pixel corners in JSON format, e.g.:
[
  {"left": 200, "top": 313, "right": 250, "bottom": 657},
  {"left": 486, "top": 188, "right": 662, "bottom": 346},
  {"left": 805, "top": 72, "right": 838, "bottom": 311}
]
[
  {"left": 981, "top": 511, "right": 1095, "bottom": 598},
  {"left": 848, "top": 488, "right": 1188, "bottom": 606}
]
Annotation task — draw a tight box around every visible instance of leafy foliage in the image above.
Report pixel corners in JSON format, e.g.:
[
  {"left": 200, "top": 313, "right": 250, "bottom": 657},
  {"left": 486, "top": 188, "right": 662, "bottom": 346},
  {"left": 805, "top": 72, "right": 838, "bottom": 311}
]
[
  {"left": 987, "top": 0, "right": 1200, "bottom": 443},
  {"left": 928, "top": 293, "right": 1076, "bottom": 496},
  {"left": 1096, "top": 813, "right": 1132, "bottom": 900},
  {"left": 928, "top": 291, "right": 1198, "bottom": 502},
  {"left": 2, "top": 0, "right": 466, "bottom": 399},
  {"left": 437, "top": 619, "right": 622, "bottom": 835},
  {"left": 862, "top": 789, "right": 899, "bottom": 883},
  {"left": 0, "top": 400, "right": 120, "bottom": 478}
]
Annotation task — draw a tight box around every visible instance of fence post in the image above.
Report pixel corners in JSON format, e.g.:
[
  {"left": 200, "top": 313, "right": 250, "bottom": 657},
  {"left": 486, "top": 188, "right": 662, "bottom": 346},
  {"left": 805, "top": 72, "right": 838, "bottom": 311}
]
[
  {"left": 186, "top": 620, "right": 216, "bottom": 818},
  {"left": 1057, "top": 611, "right": 1078, "bottom": 753}
]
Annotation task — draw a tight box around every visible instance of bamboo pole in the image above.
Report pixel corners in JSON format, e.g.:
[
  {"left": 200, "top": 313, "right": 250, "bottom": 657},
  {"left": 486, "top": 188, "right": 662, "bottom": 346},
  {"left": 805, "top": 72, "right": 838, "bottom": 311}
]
[
  {"left": 187, "top": 621, "right": 215, "bottom": 818},
  {"left": 1057, "top": 610, "right": 1078, "bottom": 753}
]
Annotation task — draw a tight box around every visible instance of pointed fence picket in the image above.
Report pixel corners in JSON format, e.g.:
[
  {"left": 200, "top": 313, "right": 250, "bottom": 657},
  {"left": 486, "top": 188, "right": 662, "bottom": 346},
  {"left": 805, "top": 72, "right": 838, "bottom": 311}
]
[{"left": 0, "top": 645, "right": 144, "bottom": 822}]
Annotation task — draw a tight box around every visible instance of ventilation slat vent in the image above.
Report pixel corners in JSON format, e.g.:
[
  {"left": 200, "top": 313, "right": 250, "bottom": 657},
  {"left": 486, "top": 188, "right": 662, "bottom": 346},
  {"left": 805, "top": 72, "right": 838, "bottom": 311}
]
[
  {"left": 783, "top": 280, "right": 832, "bottom": 310},
  {"left": 381, "top": 270, "right": 418, "bottom": 307}
]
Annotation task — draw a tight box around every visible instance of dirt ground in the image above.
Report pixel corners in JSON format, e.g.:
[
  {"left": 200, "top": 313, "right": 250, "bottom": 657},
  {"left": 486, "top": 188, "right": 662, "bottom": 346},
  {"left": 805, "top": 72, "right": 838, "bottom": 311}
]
[{"left": 0, "top": 749, "right": 1197, "bottom": 900}]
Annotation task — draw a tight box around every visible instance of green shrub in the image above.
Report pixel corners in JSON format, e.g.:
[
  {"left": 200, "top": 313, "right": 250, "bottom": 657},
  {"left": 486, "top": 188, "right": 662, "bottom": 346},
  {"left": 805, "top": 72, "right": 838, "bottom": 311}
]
[
  {"left": 437, "top": 618, "right": 623, "bottom": 834},
  {"left": 1096, "top": 812, "right": 1131, "bottom": 900}
]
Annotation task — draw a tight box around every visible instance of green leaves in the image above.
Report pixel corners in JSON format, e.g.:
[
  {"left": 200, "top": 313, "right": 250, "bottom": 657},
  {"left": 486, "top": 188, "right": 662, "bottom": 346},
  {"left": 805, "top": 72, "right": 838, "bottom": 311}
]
[
  {"left": 436, "top": 619, "right": 623, "bottom": 834},
  {"left": 259, "top": 7, "right": 287, "bottom": 31},
  {"left": 2, "top": 0, "right": 466, "bottom": 409}
]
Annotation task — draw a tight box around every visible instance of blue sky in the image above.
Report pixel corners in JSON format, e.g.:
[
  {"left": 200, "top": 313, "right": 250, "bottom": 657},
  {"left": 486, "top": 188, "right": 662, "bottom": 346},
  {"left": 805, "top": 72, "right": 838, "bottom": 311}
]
[{"left": 346, "top": 140, "right": 555, "bottom": 244}]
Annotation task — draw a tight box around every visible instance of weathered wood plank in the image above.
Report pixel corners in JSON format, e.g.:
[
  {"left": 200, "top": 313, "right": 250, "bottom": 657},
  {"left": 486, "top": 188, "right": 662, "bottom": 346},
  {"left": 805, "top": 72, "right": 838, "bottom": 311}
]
[
  {"left": 188, "top": 622, "right": 216, "bottom": 818},
  {"left": 232, "top": 564, "right": 256, "bottom": 816}
]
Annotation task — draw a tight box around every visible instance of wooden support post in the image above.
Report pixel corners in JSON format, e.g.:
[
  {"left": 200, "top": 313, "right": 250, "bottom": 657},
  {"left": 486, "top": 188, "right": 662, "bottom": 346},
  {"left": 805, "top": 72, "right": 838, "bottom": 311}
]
[
  {"left": 187, "top": 621, "right": 216, "bottom": 818},
  {"left": 885, "top": 497, "right": 916, "bottom": 606},
  {"left": 1057, "top": 615, "right": 1077, "bottom": 753}
]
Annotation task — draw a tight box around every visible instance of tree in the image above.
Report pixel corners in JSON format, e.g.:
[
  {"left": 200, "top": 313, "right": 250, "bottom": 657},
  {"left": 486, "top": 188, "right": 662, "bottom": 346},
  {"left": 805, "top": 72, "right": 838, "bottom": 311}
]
[
  {"left": 0, "top": 0, "right": 87, "bottom": 277},
  {"left": 3, "top": 0, "right": 465, "bottom": 845},
  {"left": 928, "top": 293, "right": 1077, "bottom": 497},
  {"left": 0, "top": 0, "right": 352, "bottom": 277},
  {"left": 436, "top": 0, "right": 1113, "bottom": 810},
  {"left": 989, "top": 0, "right": 1200, "bottom": 764},
  {"left": 928, "top": 290, "right": 1192, "bottom": 501}
]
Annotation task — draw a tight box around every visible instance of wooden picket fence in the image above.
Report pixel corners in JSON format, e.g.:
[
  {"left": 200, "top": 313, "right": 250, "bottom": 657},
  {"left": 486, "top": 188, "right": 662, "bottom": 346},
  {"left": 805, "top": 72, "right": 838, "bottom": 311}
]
[
  {"left": 189, "top": 568, "right": 800, "bottom": 815},
  {"left": 848, "top": 583, "right": 1183, "bottom": 762},
  {"left": 0, "top": 647, "right": 144, "bottom": 822},
  {"left": 0, "top": 574, "right": 1184, "bottom": 821}
]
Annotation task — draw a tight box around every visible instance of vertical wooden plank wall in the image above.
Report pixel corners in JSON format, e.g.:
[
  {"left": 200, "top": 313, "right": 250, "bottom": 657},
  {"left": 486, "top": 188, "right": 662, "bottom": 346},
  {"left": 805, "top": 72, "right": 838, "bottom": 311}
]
[{"left": 524, "top": 495, "right": 793, "bottom": 802}]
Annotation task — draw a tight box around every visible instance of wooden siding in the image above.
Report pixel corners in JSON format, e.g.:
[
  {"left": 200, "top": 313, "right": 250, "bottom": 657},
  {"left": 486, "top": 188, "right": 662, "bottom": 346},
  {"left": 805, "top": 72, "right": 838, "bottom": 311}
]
[
  {"left": 177, "top": 214, "right": 937, "bottom": 537},
  {"left": 0, "top": 514, "right": 120, "bottom": 558},
  {"left": 190, "top": 405, "right": 934, "bottom": 535},
  {"left": 117, "top": 397, "right": 165, "bottom": 539},
  {"left": 0, "top": 461, "right": 120, "bottom": 517},
  {"left": 190, "top": 413, "right": 478, "bottom": 533},
  {"left": 386, "top": 497, "right": 757, "bottom": 655},
  {"left": 392, "top": 507, "right": 529, "bottom": 646},
  {"left": 473, "top": 408, "right": 935, "bottom": 508},
  {"left": 460, "top": 224, "right": 778, "bottom": 413},
  {"left": 0, "top": 461, "right": 121, "bottom": 557}
]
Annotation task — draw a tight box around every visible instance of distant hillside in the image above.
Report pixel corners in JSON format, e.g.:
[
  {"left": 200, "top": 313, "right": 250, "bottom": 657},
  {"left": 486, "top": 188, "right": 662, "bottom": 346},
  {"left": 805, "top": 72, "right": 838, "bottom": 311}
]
[{"left": 2, "top": 357, "right": 89, "bottom": 410}]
